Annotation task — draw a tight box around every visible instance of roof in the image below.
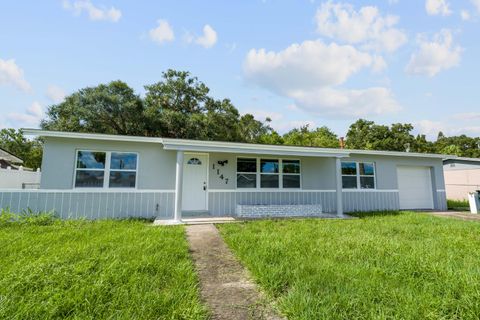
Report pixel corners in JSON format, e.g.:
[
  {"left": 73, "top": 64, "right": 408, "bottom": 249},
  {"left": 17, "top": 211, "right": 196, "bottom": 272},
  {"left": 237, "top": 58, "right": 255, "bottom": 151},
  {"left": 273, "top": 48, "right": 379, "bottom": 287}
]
[
  {"left": 0, "top": 148, "right": 23, "bottom": 164},
  {"left": 23, "top": 128, "right": 451, "bottom": 159},
  {"left": 443, "top": 157, "right": 480, "bottom": 165}
]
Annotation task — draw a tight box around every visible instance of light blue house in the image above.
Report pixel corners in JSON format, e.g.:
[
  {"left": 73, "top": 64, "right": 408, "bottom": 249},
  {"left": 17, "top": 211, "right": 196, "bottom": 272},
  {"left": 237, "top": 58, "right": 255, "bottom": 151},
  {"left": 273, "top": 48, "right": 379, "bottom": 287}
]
[{"left": 0, "top": 129, "right": 448, "bottom": 221}]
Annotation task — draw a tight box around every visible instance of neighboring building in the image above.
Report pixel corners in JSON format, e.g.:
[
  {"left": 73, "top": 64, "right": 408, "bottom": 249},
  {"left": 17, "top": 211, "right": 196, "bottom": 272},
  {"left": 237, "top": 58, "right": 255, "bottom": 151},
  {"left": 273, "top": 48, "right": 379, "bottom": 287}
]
[
  {"left": 0, "top": 129, "right": 449, "bottom": 220},
  {"left": 443, "top": 157, "right": 480, "bottom": 200},
  {"left": 0, "top": 147, "right": 23, "bottom": 169}
]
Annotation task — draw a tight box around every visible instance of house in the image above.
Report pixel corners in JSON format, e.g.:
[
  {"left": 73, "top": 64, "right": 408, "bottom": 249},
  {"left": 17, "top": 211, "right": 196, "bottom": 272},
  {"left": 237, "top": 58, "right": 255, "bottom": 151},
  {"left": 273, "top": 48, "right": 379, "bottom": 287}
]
[
  {"left": 0, "top": 148, "right": 23, "bottom": 169},
  {"left": 0, "top": 129, "right": 448, "bottom": 220},
  {"left": 443, "top": 157, "right": 480, "bottom": 200}
]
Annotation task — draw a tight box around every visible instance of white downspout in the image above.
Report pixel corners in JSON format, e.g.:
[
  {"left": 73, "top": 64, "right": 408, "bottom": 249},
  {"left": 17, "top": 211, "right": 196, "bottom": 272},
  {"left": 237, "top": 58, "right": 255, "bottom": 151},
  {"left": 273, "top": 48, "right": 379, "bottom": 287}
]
[{"left": 335, "top": 157, "right": 344, "bottom": 217}]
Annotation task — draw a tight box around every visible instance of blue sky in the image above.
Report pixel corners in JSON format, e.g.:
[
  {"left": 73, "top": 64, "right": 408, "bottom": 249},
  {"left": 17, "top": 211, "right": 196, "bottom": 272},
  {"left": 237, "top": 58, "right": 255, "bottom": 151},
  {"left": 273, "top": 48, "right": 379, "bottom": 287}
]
[{"left": 1, "top": 0, "right": 479, "bottom": 139}]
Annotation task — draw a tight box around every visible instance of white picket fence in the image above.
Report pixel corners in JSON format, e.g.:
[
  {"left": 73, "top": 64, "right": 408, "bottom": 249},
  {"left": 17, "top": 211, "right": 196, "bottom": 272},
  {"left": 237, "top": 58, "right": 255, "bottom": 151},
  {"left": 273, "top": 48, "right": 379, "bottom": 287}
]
[{"left": 0, "top": 168, "right": 41, "bottom": 189}]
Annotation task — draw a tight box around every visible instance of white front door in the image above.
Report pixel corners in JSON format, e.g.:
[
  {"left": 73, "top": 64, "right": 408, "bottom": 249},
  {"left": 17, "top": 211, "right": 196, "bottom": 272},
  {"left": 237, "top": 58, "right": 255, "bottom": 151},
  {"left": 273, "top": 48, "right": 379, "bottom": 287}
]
[
  {"left": 397, "top": 166, "right": 434, "bottom": 210},
  {"left": 182, "top": 154, "right": 208, "bottom": 211}
]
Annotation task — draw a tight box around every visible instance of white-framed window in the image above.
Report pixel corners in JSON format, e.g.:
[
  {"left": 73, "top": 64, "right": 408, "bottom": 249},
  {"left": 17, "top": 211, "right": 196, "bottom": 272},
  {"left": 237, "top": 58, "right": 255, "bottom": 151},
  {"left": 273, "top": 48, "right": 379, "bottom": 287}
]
[
  {"left": 341, "top": 161, "right": 376, "bottom": 189},
  {"left": 236, "top": 157, "right": 301, "bottom": 189},
  {"left": 74, "top": 150, "right": 138, "bottom": 188}
]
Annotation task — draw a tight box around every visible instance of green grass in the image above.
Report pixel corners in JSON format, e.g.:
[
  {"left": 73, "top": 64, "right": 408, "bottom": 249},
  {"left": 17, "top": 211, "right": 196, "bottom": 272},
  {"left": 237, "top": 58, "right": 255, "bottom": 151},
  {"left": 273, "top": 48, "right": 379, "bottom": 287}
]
[
  {"left": 447, "top": 199, "right": 470, "bottom": 210},
  {"left": 0, "top": 213, "right": 207, "bottom": 319},
  {"left": 219, "top": 212, "right": 480, "bottom": 319}
]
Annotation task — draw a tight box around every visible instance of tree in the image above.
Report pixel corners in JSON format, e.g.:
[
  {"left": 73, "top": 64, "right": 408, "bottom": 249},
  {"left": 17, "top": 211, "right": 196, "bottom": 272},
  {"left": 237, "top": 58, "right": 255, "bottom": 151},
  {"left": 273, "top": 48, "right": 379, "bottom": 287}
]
[
  {"left": 345, "top": 119, "right": 416, "bottom": 151},
  {"left": 41, "top": 81, "right": 146, "bottom": 135},
  {"left": 41, "top": 69, "right": 274, "bottom": 143},
  {"left": 0, "top": 129, "right": 43, "bottom": 169},
  {"left": 434, "top": 134, "right": 480, "bottom": 157},
  {"left": 283, "top": 125, "right": 339, "bottom": 148}
]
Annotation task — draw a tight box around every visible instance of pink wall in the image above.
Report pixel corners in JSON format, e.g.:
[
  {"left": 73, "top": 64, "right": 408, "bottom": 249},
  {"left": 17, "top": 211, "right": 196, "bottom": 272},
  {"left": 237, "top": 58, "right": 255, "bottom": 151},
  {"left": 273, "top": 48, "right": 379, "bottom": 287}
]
[{"left": 444, "top": 169, "right": 480, "bottom": 200}]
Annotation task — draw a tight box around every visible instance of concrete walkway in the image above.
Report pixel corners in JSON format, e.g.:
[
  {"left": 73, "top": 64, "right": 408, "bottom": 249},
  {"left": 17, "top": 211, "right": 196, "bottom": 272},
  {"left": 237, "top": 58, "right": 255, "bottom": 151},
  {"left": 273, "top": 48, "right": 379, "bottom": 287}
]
[
  {"left": 426, "top": 211, "right": 480, "bottom": 221},
  {"left": 186, "top": 224, "right": 283, "bottom": 320}
]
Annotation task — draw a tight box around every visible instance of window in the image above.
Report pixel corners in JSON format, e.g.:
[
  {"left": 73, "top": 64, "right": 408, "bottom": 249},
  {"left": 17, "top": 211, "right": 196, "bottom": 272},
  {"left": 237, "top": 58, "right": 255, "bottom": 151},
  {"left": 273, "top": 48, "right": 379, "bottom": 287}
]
[
  {"left": 341, "top": 161, "right": 376, "bottom": 189},
  {"left": 187, "top": 158, "right": 202, "bottom": 165},
  {"left": 282, "top": 160, "right": 300, "bottom": 188},
  {"left": 236, "top": 158, "right": 301, "bottom": 189},
  {"left": 237, "top": 158, "right": 257, "bottom": 188},
  {"left": 75, "top": 151, "right": 138, "bottom": 188}
]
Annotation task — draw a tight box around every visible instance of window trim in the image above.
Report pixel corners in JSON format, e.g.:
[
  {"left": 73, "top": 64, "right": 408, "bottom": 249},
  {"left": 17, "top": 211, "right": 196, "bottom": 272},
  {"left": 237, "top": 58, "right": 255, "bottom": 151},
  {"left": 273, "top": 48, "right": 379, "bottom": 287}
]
[
  {"left": 73, "top": 150, "right": 139, "bottom": 189},
  {"left": 341, "top": 161, "right": 376, "bottom": 190},
  {"left": 235, "top": 156, "right": 302, "bottom": 190}
]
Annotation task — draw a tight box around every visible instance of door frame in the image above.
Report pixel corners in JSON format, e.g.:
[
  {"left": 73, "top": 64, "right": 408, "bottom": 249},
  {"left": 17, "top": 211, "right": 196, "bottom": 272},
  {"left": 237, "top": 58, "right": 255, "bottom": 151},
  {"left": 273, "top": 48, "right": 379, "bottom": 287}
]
[{"left": 182, "top": 152, "right": 209, "bottom": 211}]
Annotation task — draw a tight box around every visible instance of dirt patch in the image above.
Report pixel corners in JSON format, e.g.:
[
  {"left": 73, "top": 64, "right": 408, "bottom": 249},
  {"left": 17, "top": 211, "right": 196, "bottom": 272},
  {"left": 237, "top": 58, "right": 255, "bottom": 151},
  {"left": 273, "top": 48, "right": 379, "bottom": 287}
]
[
  {"left": 186, "top": 224, "right": 283, "bottom": 320},
  {"left": 426, "top": 211, "right": 480, "bottom": 221}
]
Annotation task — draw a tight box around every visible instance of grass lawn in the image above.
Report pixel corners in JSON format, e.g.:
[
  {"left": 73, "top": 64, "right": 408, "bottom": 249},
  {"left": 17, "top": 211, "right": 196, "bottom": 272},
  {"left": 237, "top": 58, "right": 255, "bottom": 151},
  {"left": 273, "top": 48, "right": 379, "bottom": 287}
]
[
  {"left": 447, "top": 199, "right": 470, "bottom": 210},
  {"left": 0, "top": 218, "right": 207, "bottom": 319},
  {"left": 219, "top": 212, "right": 480, "bottom": 319}
]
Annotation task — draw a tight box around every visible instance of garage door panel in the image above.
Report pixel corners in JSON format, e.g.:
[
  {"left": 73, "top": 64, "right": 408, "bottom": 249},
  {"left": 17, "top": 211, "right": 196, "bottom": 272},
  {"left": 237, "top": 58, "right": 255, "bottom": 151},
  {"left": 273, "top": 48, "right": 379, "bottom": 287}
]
[{"left": 397, "top": 166, "right": 434, "bottom": 210}]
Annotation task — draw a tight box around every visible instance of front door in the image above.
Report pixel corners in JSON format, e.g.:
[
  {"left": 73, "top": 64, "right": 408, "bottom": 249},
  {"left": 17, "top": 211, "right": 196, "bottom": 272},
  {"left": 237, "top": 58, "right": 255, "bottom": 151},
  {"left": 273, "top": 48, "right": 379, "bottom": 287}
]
[{"left": 182, "top": 154, "right": 208, "bottom": 211}]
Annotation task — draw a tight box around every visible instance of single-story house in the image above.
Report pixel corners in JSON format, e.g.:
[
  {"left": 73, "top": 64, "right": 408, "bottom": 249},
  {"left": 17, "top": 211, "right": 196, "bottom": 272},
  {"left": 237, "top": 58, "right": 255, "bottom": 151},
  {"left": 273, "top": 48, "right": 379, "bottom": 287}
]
[
  {"left": 0, "top": 129, "right": 449, "bottom": 220},
  {"left": 443, "top": 157, "right": 480, "bottom": 200},
  {"left": 0, "top": 148, "right": 23, "bottom": 169}
]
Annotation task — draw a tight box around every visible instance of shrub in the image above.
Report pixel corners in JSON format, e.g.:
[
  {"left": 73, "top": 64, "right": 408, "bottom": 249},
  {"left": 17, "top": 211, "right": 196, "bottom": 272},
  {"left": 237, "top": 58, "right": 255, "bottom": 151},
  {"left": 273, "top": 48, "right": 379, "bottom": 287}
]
[
  {"left": 0, "top": 208, "right": 58, "bottom": 226},
  {"left": 447, "top": 199, "right": 469, "bottom": 210}
]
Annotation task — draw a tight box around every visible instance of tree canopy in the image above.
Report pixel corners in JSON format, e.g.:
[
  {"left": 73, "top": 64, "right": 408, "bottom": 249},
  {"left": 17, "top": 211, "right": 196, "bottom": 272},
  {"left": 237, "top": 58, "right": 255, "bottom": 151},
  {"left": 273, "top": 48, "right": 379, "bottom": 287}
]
[{"left": 1, "top": 70, "right": 478, "bottom": 169}]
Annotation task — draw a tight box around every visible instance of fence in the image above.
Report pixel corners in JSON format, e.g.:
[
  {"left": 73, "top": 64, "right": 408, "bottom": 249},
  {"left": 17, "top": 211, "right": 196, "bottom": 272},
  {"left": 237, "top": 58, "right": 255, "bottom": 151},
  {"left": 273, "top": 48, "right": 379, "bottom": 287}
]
[{"left": 0, "top": 168, "right": 41, "bottom": 189}]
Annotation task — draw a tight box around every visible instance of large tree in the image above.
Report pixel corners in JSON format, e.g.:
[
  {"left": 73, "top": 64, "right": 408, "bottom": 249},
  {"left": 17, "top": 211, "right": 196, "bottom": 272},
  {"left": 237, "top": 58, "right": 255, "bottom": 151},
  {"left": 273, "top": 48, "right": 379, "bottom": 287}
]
[
  {"left": 283, "top": 125, "right": 339, "bottom": 148},
  {"left": 41, "top": 81, "right": 146, "bottom": 135},
  {"left": 0, "top": 129, "right": 42, "bottom": 169}
]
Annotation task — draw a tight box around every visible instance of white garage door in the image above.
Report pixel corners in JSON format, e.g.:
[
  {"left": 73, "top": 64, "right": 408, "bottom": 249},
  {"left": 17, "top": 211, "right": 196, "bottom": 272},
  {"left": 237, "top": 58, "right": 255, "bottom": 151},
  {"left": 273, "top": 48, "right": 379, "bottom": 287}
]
[{"left": 397, "top": 166, "right": 434, "bottom": 210}]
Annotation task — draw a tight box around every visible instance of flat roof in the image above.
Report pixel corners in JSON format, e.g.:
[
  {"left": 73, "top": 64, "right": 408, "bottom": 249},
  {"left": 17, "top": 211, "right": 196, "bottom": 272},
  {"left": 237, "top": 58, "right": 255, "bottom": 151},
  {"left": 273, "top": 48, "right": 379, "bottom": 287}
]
[{"left": 23, "top": 128, "right": 452, "bottom": 159}]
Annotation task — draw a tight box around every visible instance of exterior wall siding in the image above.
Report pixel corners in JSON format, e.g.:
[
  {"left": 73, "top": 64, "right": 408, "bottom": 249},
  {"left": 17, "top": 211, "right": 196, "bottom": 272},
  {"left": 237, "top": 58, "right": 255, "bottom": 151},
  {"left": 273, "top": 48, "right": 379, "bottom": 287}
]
[
  {"left": 0, "top": 190, "right": 174, "bottom": 219},
  {"left": 208, "top": 190, "right": 402, "bottom": 216},
  {"left": 436, "top": 190, "right": 447, "bottom": 210},
  {"left": 237, "top": 204, "right": 325, "bottom": 218}
]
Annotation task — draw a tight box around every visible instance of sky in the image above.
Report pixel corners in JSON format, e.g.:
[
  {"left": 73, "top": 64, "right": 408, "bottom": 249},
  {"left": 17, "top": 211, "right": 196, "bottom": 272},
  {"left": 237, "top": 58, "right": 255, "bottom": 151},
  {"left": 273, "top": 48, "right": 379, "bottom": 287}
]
[{"left": 1, "top": 0, "right": 479, "bottom": 140}]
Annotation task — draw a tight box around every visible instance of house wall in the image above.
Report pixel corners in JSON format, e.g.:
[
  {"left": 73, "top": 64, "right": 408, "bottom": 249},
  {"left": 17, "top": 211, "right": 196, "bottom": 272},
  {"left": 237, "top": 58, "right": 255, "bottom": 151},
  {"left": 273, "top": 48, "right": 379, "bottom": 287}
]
[
  {"left": 41, "top": 137, "right": 176, "bottom": 190},
  {"left": 0, "top": 168, "right": 41, "bottom": 189},
  {"left": 443, "top": 167, "right": 480, "bottom": 200}
]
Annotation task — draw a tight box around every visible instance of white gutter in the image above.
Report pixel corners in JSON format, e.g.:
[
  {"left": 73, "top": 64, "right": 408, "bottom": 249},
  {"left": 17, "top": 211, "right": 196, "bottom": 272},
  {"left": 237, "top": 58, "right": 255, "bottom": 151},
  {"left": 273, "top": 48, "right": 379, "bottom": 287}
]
[{"left": 22, "top": 129, "right": 163, "bottom": 144}]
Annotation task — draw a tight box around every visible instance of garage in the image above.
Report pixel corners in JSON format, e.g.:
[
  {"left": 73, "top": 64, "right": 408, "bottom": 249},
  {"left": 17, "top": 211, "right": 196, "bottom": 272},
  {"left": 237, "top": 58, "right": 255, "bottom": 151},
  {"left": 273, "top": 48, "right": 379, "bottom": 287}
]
[{"left": 397, "top": 166, "right": 434, "bottom": 210}]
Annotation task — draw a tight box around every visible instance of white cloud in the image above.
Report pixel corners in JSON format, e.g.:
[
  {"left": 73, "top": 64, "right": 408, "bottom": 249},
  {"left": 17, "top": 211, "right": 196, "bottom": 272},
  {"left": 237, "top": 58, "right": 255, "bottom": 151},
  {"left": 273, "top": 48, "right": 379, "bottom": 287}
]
[
  {"left": 46, "top": 85, "right": 66, "bottom": 103},
  {"left": 0, "top": 58, "right": 31, "bottom": 92},
  {"left": 471, "top": 0, "right": 480, "bottom": 12},
  {"left": 7, "top": 102, "right": 44, "bottom": 127},
  {"left": 425, "top": 0, "right": 452, "bottom": 16},
  {"left": 406, "top": 29, "right": 463, "bottom": 77},
  {"left": 416, "top": 119, "right": 480, "bottom": 140},
  {"left": 452, "top": 112, "right": 480, "bottom": 121},
  {"left": 289, "top": 87, "right": 400, "bottom": 118},
  {"left": 315, "top": 1, "right": 407, "bottom": 52},
  {"left": 244, "top": 39, "right": 400, "bottom": 117},
  {"left": 245, "top": 40, "right": 374, "bottom": 92},
  {"left": 195, "top": 25, "right": 218, "bottom": 48},
  {"left": 460, "top": 10, "right": 471, "bottom": 20},
  {"left": 149, "top": 19, "right": 175, "bottom": 45},
  {"left": 63, "top": 0, "right": 121, "bottom": 22}
]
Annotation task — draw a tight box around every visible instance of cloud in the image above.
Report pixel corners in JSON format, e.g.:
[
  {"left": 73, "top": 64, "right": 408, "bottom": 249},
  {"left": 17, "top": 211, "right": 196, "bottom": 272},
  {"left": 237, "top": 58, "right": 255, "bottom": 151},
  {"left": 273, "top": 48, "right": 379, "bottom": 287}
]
[
  {"left": 195, "top": 25, "right": 218, "bottom": 48},
  {"left": 460, "top": 10, "right": 471, "bottom": 20},
  {"left": 63, "top": 0, "right": 121, "bottom": 22},
  {"left": 7, "top": 102, "right": 44, "bottom": 127},
  {"left": 289, "top": 87, "right": 400, "bottom": 117},
  {"left": 149, "top": 19, "right": 175, "bottom": 45},
  {"left": 0, "top": 58, "right": 32, "bottom": 92},
  {"left": 315, "top": 1, "right": 407, "bottom": 52},
  {"left": 46, "top": 85, "right": 66, "bottom": 103},
  {"left": 245, "top": 40, "right": 374, "bottom": 92},
  {"left": 406, "top": 29, "right": 463, "bottom": 77},
  {"left": 472, "top": 0, "right": 480, "bottom": 12},
  {"left": 244, "top": 39, "right": 400, "bottom": 117},
  {"left": 452, "top": 112, "right": 480, "bottom": 121},
  {"left": 425, "top": 0, "right": 452, "bottom": 16},
  {"left": 416, "top": 119, "right": 480, "bottom": 140}
]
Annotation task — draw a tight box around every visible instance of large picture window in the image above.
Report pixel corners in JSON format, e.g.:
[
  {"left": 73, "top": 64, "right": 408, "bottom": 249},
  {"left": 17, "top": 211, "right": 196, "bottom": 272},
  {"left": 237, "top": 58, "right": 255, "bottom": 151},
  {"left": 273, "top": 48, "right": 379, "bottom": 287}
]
[
  {"left": 75, "top": 151, "right": 138, "bottom": 188},
  {"left": 236, "top": 158, "right": 301, "bottom": 189},
  {"left": 341, "top": 161, "right": 375, "bottom": 189}
]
